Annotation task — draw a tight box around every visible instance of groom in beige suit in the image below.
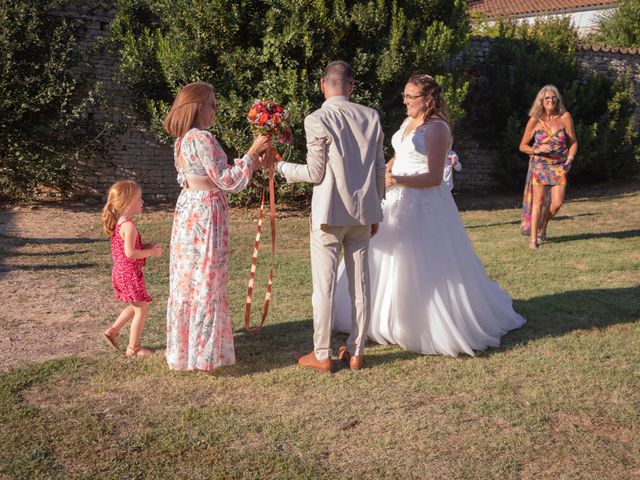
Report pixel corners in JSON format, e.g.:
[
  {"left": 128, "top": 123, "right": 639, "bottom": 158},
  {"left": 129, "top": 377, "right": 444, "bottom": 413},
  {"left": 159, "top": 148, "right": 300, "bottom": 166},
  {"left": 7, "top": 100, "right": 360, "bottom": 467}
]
[{"left": 276, "top": 61, "right": 385, "bottom": 372}]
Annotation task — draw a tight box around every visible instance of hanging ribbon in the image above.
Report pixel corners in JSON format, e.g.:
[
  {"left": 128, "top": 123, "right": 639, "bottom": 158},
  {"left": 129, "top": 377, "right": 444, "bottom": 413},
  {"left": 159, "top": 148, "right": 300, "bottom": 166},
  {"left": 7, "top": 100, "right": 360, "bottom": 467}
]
[{"left": 244, "top": 147, "right": 280, "bottom": 333}]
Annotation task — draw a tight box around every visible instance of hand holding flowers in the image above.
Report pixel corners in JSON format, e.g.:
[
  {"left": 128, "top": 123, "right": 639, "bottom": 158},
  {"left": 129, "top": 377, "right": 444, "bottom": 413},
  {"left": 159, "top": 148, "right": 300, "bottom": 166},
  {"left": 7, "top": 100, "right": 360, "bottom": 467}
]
[
  {"left": 247, "top": 100, "right": 293, "bottom": 145},
  {"left": 243, "top": 100, "right": 293, "bottom": 332},
  {"left": 247, "top": 134, "right": 272, "bottom": 168}
]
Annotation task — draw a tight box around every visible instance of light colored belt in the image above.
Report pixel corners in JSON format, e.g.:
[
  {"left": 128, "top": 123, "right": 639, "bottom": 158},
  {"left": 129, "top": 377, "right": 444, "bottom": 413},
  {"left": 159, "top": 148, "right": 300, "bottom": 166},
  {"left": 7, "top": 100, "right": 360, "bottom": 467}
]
[{"left": 183, "top": 174, "right": 217, "bottom": 191}]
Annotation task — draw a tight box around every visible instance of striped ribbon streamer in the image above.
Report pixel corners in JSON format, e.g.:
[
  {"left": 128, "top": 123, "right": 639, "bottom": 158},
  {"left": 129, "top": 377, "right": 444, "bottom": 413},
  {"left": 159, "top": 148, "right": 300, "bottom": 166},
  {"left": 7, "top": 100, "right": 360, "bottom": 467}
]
[{"left": 244, "top": 147, "right": 279, "bottom": 333}]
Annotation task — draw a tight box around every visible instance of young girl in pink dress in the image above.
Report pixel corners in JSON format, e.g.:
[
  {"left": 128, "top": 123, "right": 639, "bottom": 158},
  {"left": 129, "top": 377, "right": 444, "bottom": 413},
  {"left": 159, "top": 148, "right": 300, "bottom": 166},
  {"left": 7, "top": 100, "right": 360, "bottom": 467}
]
[{"left": 101, "top": 180, "right": 162, "bottom": 357}]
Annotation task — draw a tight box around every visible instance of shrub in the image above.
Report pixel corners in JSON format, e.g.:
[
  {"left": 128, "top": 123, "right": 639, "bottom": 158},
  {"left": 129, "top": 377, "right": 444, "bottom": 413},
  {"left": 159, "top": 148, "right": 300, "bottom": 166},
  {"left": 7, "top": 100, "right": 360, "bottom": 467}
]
[
  {"left": 590, "top": 0, "right": 640, "bottom": 49},
  {"left": 109, "top": 0, "right": 471, "bottom": 205},
  {"left": 0, "top": 0, "right": 104, "bottom": 198}
]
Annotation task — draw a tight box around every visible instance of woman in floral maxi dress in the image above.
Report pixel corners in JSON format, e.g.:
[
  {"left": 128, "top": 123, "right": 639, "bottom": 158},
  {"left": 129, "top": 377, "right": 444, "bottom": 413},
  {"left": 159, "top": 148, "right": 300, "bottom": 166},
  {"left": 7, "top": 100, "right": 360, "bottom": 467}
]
[{"left": 163, "top": 81, "right": 270, "bottom": 371}]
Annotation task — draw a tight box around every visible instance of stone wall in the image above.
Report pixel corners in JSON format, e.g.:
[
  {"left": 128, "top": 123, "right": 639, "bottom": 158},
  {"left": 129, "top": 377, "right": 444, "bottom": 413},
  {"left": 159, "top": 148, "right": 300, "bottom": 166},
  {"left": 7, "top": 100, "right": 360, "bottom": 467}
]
[
  {"left": 51, "top": 0, "right": 179, "bottom": 202},
  {"left": 55, "top": 5, "right": 639, "bottom": 197},
  {"left": 576, "top": 44, "right": 640, "bottom": 121}
]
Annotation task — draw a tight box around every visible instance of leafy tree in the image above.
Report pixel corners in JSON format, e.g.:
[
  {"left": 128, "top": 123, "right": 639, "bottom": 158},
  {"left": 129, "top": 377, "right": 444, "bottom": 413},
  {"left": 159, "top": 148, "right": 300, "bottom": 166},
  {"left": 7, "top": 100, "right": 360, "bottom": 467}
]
[
  {"left": 0, "top": 0, "right": 104, "bottom": 198},
  {"left": 590, "top": 0, "right": 640, "bottom": 48},
  {"left": 109, "top": 0, "right": 470, "bottom": 205}
]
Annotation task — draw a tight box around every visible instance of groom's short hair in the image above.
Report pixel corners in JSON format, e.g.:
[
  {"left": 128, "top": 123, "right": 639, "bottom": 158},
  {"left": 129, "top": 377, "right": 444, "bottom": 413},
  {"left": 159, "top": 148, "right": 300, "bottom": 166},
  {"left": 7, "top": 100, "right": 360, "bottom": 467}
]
[{"left": 324, "top": 60, "right": 353, "bottom": 90}]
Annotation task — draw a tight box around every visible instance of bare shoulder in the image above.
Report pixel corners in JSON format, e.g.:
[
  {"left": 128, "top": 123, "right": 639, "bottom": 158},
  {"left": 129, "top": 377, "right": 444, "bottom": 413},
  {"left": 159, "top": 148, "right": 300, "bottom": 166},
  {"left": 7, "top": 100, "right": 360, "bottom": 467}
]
[
  {"left": 561, "top": 111, "right": 574, "bottom": 123},
  {"left": 119, "top": 220, "right": 137, "bottom": 238},
  {"left": 424, "top": 119, "right": 451, "bottom": 138},
  {"left": 527, "top": 115, "right": 540, "bottom": 129}
]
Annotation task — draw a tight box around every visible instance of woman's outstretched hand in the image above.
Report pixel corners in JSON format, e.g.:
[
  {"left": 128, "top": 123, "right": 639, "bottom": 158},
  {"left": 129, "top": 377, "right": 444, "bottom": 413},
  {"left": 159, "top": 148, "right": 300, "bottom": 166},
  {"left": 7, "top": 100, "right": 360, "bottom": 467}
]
[{"left": 248, "top": 134, "right": 272, "bottom": 160}]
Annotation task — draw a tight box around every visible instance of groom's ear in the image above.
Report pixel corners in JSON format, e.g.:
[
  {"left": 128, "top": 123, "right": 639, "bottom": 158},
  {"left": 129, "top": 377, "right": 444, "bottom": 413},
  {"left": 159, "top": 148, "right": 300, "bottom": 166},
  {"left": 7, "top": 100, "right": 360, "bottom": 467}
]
[
  {"left": 320, "top": 78, "right": 326, "bottom": 94},
  {"left": 348, "top": 80, "right": 354, "bottom": 95}
]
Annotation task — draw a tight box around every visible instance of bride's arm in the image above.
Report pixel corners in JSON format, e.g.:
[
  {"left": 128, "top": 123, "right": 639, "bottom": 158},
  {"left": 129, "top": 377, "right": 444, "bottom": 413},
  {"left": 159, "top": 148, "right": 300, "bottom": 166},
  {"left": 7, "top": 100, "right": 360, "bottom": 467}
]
[{"left": 392, "top": 122, "right": 449, "bottom": 189}]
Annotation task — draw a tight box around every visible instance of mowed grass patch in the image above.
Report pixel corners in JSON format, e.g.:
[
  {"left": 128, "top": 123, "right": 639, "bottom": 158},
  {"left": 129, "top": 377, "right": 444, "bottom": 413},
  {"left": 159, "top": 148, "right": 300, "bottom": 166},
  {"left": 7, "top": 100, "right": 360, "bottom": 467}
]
[{"left": 2, "top": 181, "right": 639, "bottom": 479}]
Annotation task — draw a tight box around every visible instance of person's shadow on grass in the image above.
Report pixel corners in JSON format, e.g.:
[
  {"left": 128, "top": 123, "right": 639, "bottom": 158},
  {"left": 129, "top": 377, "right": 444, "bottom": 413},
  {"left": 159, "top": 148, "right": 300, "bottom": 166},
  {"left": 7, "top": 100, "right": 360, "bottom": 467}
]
[
  {"left": 485, "top": 285, "right": 640, "bottom": 356},
  {"left": 230, "top": 317, "right": 424, "bottom": 374},
  {"left": 545, "top": 229, "right": 640, "bottom": 244},
  {"left": 230, "top": 285, "right": 639, "bottom": 372}
]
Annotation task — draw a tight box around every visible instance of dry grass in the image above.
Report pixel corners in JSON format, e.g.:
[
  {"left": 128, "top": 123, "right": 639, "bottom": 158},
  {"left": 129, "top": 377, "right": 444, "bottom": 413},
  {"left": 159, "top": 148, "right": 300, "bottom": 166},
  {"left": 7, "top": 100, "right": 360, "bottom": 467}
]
[{"left": 1, "top": 179, "right": 639, "bottom": 479}]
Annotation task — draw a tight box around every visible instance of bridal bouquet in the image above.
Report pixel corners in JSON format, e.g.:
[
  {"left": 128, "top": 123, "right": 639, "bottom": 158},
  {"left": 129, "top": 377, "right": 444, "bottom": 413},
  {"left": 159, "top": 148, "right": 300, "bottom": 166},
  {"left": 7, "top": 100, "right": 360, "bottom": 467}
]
[
  {"left": 243, "top": 100, "right": 293, "bottom": 333},
  {"left": 247, "top": 100, "right": 293, "bottom": 144}
]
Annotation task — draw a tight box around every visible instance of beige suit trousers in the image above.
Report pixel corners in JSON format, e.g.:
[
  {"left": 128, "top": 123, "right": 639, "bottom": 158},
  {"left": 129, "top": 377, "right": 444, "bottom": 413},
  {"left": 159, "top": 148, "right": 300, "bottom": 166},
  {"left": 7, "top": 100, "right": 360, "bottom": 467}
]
[{"left": 310, "top": 222, "right": 371, "bottom": 360}]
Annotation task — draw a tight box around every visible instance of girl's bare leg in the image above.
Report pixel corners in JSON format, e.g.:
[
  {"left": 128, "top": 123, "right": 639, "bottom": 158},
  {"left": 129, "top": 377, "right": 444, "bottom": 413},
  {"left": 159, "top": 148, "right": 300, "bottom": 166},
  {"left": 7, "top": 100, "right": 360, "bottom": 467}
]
[
  {"left": 127, "top": 301, "right": 149, "bottom": 350},
  {"left": 109, "top": 305, "right": 135, "bottom": 333}
]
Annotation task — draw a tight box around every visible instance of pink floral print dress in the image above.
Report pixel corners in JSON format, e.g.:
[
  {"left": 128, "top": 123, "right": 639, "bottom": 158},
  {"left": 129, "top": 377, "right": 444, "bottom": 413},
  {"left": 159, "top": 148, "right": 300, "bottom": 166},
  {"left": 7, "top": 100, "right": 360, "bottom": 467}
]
[{"left": 166, "top": 128, "right": 255, "bottom": 371}]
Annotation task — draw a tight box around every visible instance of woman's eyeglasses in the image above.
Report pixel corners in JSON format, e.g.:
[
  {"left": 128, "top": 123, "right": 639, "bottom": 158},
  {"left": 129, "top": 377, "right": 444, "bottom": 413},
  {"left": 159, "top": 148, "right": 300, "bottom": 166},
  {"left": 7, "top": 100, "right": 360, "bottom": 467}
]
[
  {"left": 543, "top": 96, "right": 558, "bottom": 102},
  {"left": 401, "top": 93, "right": 425, "bottom": 100}
]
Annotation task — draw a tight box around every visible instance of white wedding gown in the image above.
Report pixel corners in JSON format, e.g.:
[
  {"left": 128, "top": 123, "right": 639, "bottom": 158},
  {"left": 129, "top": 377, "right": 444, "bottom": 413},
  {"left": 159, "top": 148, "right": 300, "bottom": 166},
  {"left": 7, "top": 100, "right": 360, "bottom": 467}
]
[{"left": 333, "top": 118, "right": 525, "bottom": 356}]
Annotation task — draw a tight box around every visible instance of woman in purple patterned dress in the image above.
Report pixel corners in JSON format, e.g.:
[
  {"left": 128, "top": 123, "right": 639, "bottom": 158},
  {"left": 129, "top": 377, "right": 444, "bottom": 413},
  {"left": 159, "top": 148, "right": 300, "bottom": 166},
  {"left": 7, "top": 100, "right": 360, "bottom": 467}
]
[
  {"left": 163, "top": 81, "right": 270, "bottom": 371},
  {"left": 519, "top": 85, "right": 578, "bottom": 249}
]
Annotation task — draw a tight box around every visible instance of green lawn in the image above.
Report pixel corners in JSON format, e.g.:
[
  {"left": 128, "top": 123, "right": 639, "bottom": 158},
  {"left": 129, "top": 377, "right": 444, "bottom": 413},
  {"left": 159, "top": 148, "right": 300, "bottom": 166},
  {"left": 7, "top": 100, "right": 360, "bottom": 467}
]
[{"left": 1, "top": 182, "right": 639, "bottom": 479}]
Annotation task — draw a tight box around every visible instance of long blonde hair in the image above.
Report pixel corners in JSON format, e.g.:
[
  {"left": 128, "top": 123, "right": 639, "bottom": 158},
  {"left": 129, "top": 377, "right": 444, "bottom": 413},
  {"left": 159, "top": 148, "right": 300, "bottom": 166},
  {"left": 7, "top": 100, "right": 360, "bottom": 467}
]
[
  {"left": 528, "top": 84, "right": 567, "bottom": 120},
  {"left": 101, "top": 180, "right": 141, "bottom": 236},
  {"left": 407, "top": 74, "right": 451, "bottom": 128},
  {"left": 163, "top": 81, "right": 214, "bottom": 138}
]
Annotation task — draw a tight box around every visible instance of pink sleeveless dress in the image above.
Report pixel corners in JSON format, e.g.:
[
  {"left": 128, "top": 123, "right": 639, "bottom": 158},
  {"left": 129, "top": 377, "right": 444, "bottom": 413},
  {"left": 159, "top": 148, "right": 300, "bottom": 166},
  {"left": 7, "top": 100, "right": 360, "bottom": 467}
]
[{"left": 111, "top": 219, "right": 152, "bottom": 303}]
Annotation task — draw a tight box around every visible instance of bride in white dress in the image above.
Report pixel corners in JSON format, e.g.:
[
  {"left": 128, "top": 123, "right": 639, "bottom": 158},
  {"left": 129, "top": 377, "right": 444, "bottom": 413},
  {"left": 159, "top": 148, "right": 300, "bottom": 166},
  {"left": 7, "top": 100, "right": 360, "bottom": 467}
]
[{"left": 333, "top": 74, "right": 525, "bottom": 356}]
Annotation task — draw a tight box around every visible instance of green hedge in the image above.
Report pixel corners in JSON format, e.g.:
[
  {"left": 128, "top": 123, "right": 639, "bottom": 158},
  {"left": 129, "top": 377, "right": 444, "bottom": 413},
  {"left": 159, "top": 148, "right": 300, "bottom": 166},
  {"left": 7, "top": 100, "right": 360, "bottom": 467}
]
[{"left": 109, "top": 0, "right": 470, "bottom": 205}]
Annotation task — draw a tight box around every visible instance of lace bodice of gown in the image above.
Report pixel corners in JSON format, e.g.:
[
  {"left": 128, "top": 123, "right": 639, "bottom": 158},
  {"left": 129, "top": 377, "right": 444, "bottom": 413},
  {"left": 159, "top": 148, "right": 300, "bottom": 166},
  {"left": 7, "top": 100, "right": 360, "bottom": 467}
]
[{"left": 390, "top": 118, "right": 452, "bottom": 176}]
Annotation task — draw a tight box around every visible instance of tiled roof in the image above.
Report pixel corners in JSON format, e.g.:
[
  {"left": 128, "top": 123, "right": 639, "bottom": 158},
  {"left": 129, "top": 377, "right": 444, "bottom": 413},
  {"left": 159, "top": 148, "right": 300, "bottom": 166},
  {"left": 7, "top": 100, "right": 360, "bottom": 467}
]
[{"left": 469, "top": 0, "right": 619, "bottom": 17}]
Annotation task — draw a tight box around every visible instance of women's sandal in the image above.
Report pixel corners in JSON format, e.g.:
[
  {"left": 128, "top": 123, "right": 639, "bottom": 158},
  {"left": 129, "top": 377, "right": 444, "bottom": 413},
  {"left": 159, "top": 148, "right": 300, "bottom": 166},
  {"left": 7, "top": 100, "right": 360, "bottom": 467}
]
[
  {"left": 126, "top": 345, "right": 153, "bottom": 358},
  {"left": 103, "top": 329, "right": 120, "bottom": 350}
]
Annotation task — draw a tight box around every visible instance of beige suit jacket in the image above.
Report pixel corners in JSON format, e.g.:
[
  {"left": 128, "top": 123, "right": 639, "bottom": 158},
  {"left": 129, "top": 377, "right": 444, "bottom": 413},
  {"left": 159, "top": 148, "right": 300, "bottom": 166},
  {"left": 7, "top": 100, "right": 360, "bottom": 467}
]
[{"left": 280, "top": 96, "right": 385, "bottom": 227}]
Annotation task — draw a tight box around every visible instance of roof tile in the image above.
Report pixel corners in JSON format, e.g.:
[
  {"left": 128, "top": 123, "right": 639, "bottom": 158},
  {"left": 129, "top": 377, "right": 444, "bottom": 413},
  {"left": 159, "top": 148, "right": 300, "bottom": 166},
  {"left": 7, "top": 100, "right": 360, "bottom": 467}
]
[{"left": 469, "top": 0, "right": 619, "bottom": 17}]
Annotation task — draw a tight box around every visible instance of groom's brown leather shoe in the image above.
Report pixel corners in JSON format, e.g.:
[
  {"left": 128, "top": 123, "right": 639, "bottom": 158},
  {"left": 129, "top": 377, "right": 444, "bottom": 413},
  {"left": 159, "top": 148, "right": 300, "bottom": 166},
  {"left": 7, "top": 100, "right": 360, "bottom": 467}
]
[
  {"left": 338, "top": 345, "right": 364, "bottom": 370},
  {"left": 297, "top": 352, "right": 332, "bottom": 373}
]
